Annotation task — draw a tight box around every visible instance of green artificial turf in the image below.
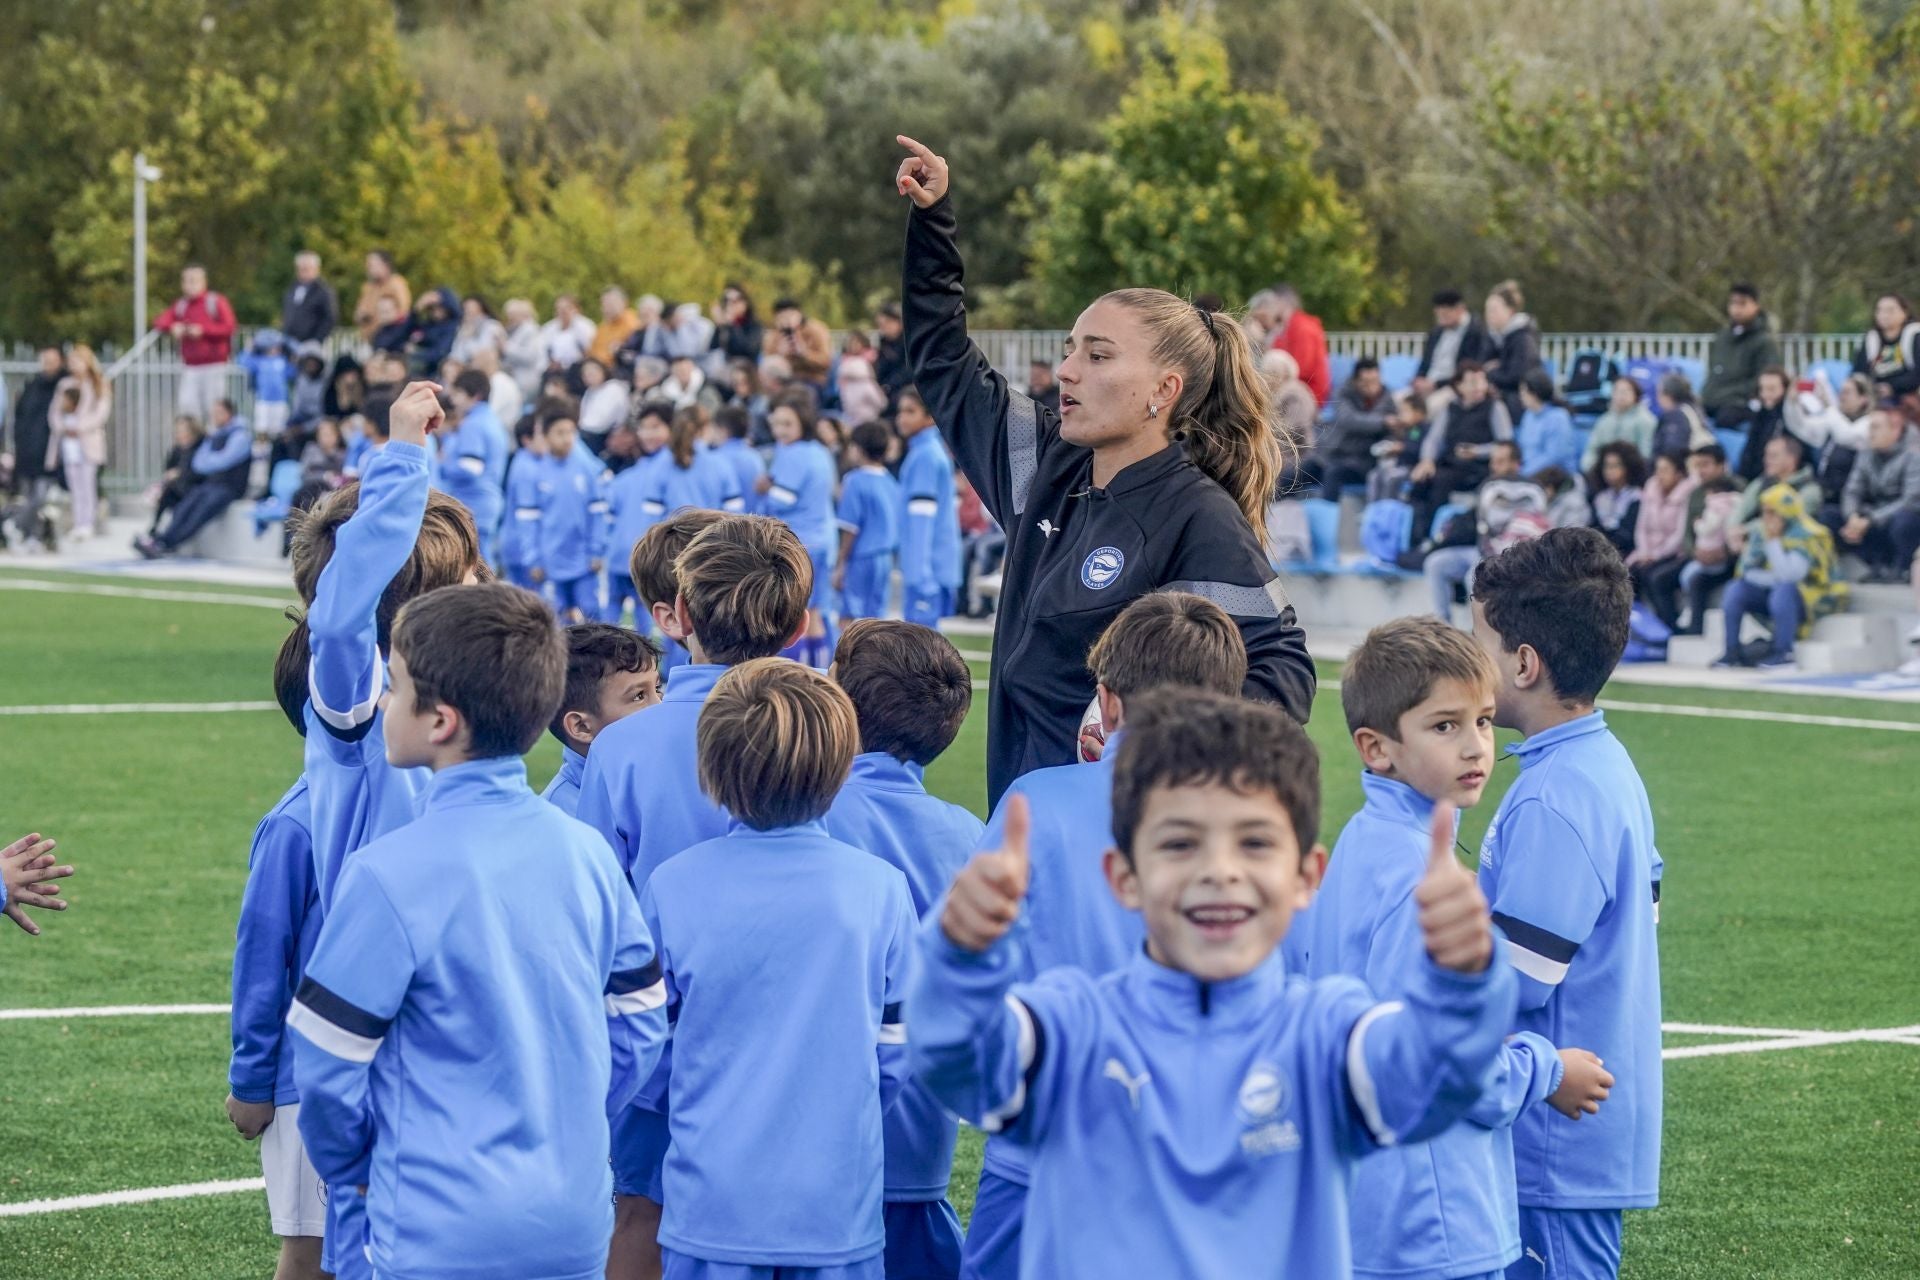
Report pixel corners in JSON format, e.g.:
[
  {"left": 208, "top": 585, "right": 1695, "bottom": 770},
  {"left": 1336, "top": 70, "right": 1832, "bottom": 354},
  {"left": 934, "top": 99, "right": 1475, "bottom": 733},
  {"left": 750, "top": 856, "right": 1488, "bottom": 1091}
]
[{"left": 1, "top": 571, "right": 1916, "bottom": 1278}]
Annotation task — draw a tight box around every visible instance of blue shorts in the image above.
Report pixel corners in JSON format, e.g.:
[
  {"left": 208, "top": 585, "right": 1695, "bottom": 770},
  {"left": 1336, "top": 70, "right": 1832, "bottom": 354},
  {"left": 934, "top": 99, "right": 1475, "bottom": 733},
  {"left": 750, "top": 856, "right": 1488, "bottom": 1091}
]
[
  {"left": 842, "top": 553, "right": 893, "bottom": 620},
  {"left": 661, "top": 1250, "right": 882, "bottom": 1280},
  {"left": 322, "top": 1184, "right": 370, "bottom": 1280},
  {"left": 552, "top": 573, "right": 601, "bottom": 620},
  {"left": 884, "top": 1199, "right": 964, "bottom": 1280},
  {"left": 957, "top": 1169, "right": 1024, "bottom": 1280},
  {"left": 809, "top": 547, "right": 837, "bottom": 612},
  {"left": 612, "top": 1105, "right": 670, "bottom": 1203},
  {"left": 606, "top": 571, "right": 640, "bottom": 625},
  {"left": 902, "top": 586, "right": 953, "bottom": 630},
  {"left": 1508, "top": 1208, "right": 1623, "bottom": 1280}
]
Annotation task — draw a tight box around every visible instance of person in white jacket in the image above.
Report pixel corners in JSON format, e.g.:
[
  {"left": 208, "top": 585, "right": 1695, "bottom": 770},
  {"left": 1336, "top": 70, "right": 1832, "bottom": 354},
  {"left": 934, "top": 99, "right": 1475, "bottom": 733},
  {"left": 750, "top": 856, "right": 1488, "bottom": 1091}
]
[{"left": 1785, "top": 369, "right": 1873, "bottom": 454}]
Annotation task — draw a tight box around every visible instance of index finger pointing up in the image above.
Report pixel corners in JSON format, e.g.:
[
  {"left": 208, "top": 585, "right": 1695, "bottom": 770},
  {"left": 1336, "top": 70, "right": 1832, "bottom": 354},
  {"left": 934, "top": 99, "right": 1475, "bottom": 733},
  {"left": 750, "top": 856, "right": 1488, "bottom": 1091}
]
[{"left": 896, "top": 135, "right": 937, "bottom": 164}]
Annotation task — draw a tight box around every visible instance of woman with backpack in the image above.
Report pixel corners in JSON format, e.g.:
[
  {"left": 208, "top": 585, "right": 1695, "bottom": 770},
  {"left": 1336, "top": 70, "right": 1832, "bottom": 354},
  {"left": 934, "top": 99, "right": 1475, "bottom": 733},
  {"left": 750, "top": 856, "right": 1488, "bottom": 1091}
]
[{"left": 1852, "top": 293, "right": 1920, "bottom": 400}]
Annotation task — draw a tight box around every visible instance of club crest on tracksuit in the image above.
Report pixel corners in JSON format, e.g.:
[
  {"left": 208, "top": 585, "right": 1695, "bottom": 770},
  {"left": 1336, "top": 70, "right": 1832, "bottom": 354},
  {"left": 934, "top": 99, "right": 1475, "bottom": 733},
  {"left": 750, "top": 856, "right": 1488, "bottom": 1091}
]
[{"left": 1081, "top": 545, "right": 1125, "bottom": 590}]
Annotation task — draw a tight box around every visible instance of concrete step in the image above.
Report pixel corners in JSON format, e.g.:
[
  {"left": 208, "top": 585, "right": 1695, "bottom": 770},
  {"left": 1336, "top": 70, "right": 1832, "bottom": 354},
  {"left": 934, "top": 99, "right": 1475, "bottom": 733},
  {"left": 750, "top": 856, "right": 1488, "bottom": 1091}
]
[
  {"left": 1794, "top": 640, "right": 1887, "bottom": 675},
  {"left": 181, "top": 503, "right": 287, "bottom": 566}
]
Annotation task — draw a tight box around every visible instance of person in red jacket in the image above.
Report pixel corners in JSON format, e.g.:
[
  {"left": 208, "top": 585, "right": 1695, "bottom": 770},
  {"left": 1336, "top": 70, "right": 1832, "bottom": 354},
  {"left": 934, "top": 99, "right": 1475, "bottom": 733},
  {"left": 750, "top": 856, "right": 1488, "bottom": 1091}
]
[
  {"left": 1268, "top": 283, "right": 1331, "bottom": 406},
  {"left": 153, "top": 264, "right": 236, "bottom": 422}
]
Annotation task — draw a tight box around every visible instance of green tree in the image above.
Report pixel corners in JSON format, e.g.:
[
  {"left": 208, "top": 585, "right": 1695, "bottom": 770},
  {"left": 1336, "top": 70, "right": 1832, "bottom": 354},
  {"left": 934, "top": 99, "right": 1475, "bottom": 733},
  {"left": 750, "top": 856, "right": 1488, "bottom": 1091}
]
[
  {"left": 1027, "top": 20, "right": 1381, "bottom": 326},
  {"left": 0, "top": 0, "right": 428, "bottom": 344}
]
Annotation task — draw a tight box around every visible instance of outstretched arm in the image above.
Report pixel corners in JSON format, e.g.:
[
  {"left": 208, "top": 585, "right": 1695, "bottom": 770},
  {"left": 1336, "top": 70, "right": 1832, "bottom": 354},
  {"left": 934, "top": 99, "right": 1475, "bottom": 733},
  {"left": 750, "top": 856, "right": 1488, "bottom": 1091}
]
[{"left": 898, "top": 136, "right": 1056, "bottom": 527}]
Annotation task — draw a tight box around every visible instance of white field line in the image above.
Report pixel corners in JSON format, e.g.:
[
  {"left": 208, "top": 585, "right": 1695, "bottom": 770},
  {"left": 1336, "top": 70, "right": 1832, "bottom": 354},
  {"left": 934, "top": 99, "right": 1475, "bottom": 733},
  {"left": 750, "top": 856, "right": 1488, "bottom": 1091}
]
[
  {"left": 0, "top": 1178, "right": 265, "bottom": 1218},
  {"left": 0, "top": 701, "right": 278, "bottom": 716},
  {"left": 0, "top": 577, "right": 290, "bottom": 609},
  {"left": 1661, "top": 1026, "right": 1920, "bottom": 1061},
  {"left": 0, "top": 1002, "right": 231, "bottom": 1019}
]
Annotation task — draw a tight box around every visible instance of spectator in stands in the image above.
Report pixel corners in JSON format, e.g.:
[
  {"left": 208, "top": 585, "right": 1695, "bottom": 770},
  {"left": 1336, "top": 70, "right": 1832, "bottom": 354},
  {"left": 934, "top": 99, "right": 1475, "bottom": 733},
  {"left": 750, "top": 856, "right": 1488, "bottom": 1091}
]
[
  {"left": 1242, "top": 289, "right": 1280, "bottom": 349},
  {"left": 1589, "top": 441, "right": 1647, "bottom": 560},
  {"left": 1318, "top": 356, "right": 1397, "bottom": 501},
  {"left": 1424, "top": 440, "right": 1544, "bottom": 623},
  {"left": 1516, "top": 369, "right": 1579, "bottom": 475},
  {"left": 1482, "top": 280, "right": 1542, "bottom": 419},
  {"left": 835, "top": 355, "right": 888, "bottom": 426},
  {"left": 1669, "top": 444, "right": 1743, "bottom": 634},
  {"left": 49, "top": 346, "right": 110, "bottom": 541},
  {"left": 1853, "top": 293, "right": 1920, "bottom": 400},
  {"left": 1733, "top": 367, "right": 1792, "bottom": 480},
  {"left": 728, "top": 359, "right": 771, "bottom": 443},
  {"left": 1700, "top": 283, "right": 1780, "bottom": 430},
  {"left": 1412, "top": 288, "right": 1494, "bottom": 403},
  {"left": 1625, "top": 449, "right": 1698, "bottom": 618},
  {"left": 328, "top": 360, "right": 371, "bottom": 420},
  {"left": 280, "top": 251, "right": 338, "bottom": 346},
  {"left": 407, "top": 288, "right": 462, "bottom": 376},
  {"left": 1788, "top": 369, "right": 1874, "bottom": 457},
  {"left": 451, "top": 295, "right": 507, "bottom": 365},
  {"left": 1534, "top": 465, "right": 1592, "bottom": 531},
  {"left": 577, "top": 357, "right": 630, "bottom": 451},
  {"left": 662, "top": 302, "right": 715, "bottom": 362},
  {"left": 148, "top": 415, "right": 204, "bottom": 539},
  {"left": 153, "top": 264, "right": 236, "bottom": 422},
  {"left": 1582, "top": 376, "right": 1657, "bottom": 471},
  {"left": 660, "top": 354, "right": 724, "bottom": 414},
  {"left": 1408, "top": 360, "right": 1513, "bottom": 535},
  {"left": 1367, "top": 390, "right": 1428, "bottom": 503},
  {"left": 135, "top": 398, "right": 253, "bottom": 557},
  {"left": 765, "top": 298, "right": 835, "bottom": 387},
  {"left": 1836, "top": 404, "right": 1920, "bottom": 581},
  {"left": 1716, "top": 485, "right": 1842, "bottom": 669},
  {"left": 5, "top": 345, "right": 64, "bottom": 550},
  {"left": 368, "top": 294, "right": 411, "bottom": 355},
  {"left": 501, "top": 299, "right": 545, "bottom": 401},
  {"left": 632, "top": 355, "right": 671, "bottom": 400},
  {"left": 1733, "top": 434, "right": 1823, "bottom": 531},
  {"left": 1650, "top": 372, "right": 1714, "bottom": 458},
  {"left": 590, "top": 287, "right": 641, "bottom": 367},
  {"left": 711, "top": 284, "right": 766, "bottom": 369},
  {"left": 289, "top": 344, "right": 329, "bottom": 429},
  {"left": 352, "top": 250, "right": 411, "bottom": 344},
  {"left": 957, "top": 474, "right": 1003, "bottom": 619},
  {"left": 543, "top": 294, "right": 597, "bottom": 371},
  {"left": 1027, "top": 357, "right": 1061, "bottom": 416},
  {"left": 1267, "top": 283, "right": 1331, "bottom": 406},
  {"left": 470, "top": 347, "right": 523, "bottom": 430},
  {"left": 1260, "top": 349, "right": 1318, "bottom": 460},
  {"left": 873, "top": 303, "right": 909, "bottom": 403}
]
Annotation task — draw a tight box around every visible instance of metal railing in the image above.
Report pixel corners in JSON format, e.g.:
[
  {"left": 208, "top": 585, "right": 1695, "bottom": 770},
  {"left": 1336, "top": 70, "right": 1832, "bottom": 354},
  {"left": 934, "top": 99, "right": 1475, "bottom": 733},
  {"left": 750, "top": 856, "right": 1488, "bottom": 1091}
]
[{"left": 0, "top": 327, "right": 1869, "bottom": 499}]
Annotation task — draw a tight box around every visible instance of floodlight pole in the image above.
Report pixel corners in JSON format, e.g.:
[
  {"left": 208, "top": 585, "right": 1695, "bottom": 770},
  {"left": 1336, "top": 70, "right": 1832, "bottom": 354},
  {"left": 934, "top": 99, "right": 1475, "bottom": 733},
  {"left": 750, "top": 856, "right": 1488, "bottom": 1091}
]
[{"left": 133, "top": 152, "right": 161, "bottom": 344}]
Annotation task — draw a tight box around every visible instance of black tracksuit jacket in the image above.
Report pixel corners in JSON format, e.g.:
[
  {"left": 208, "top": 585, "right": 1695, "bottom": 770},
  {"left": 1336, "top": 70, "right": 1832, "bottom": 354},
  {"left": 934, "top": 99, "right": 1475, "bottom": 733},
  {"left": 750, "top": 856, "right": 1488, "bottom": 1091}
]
[{"left": 903, "top": 196, "right": 1316, "bottom": 806}]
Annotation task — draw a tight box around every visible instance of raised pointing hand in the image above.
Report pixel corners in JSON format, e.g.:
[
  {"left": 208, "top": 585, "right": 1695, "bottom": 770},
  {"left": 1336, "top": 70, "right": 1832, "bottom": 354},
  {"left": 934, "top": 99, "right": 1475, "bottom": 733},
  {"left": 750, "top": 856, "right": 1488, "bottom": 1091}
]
[
  {"left": 941, "top": 794, "right": 1030, "bottom": 952},
  {"left": 895, "top": 136, "right": 950, "bottom": 210}
]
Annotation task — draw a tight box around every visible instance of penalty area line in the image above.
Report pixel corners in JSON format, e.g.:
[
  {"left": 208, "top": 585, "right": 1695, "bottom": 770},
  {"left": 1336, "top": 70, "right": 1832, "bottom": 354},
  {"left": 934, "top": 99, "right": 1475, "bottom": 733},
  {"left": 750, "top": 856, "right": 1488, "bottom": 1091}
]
[{"left": 0, "top": 1178, "right": 265, "bottom": 1218}]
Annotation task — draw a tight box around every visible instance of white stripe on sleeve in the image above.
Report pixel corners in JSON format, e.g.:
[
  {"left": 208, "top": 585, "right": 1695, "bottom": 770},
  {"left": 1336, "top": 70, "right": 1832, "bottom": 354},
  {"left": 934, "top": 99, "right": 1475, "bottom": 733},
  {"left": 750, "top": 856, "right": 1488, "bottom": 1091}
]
[
  {"left": 878, "top": 1021, "right": 908, "bottom": 1045},
  {"left": 1507, "top": 948, "right": 1572, "bottom": 987},
  {"left": 605, "top": 981, "right": 668, "bottom": 1016},
  {"left": 1345, "top": 1000, "right": 1407, "bottom": 1148},
  {"left": 769, "top": 485, "right": 799, "bottom": 505},
  {"left": 307, "top": 653, "right": 383, "bottom": 732},
  {"left": 980, "top": 995, "right": 1037, "bottom": 1134},
  {"left": 906, "top": 498, "right": 939, "bottom": 517},
  {"left": 286, "top": 999, "right": 384, "bottom": 1064}
]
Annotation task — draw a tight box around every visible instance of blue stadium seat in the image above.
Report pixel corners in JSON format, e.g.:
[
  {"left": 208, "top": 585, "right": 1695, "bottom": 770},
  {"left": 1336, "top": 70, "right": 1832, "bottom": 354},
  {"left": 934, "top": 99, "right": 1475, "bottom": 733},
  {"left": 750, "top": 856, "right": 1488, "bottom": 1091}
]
[
  {"left": 1540, "top": 356, "right": 1558, "bottom": 386},
  {"left": 1811, "top": 357, "right": 1854, "bottom": 392},
  {"left": 1379, "top": 353, "right": 1420, "bottom": 393},
  {"left": 1713, "top": 427, "right": 1748, "bottom": 461},
  {"left": 1673, "top": 357, "right": 1706, "bottom": 395},
  {"left": 268, "top": 459, "right": 302, "bottom": 502},
  {"left": 1328, "top": 353, "right": 1357, "bottom": 394},
  {"left": 1303, "top": 498, "right": 1341, "bottom": 573}
]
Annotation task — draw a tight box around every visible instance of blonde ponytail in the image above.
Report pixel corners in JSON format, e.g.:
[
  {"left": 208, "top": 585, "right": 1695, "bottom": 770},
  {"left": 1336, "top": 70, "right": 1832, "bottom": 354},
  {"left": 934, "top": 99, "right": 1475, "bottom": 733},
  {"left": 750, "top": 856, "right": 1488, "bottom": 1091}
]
[{"left": 1105, "top": 288, "right": 1284, "bottom": 546}]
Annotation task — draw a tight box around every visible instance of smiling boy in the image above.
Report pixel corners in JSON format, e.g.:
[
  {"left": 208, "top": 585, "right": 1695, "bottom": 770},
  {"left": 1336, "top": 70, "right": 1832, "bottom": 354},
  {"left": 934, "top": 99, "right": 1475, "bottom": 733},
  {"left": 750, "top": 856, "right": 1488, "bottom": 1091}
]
[{"left": 908, "top": 690, "right": 1520, "bottom": 1279}]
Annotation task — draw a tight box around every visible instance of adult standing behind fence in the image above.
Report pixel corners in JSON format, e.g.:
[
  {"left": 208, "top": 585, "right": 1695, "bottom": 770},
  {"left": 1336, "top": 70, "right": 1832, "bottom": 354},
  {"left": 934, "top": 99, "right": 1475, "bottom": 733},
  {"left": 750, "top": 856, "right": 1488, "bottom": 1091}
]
[
  {"left": 281, "top": 251, "right": 339, "bottom": 346},
  {"left": 894, "top": 136, "right": 1315, "bottom": 806},
  {"left": 52, "top": 345, "right": 111, "bottom": 541},
  {"left": 352, "top": 251, "right": 411, "bottom": 345},
  {"left": 6, "top": 345, "right": 65, "bottom": 551},
  {"left": 153, "top": 264, "right": 235, "bottom": 422}
]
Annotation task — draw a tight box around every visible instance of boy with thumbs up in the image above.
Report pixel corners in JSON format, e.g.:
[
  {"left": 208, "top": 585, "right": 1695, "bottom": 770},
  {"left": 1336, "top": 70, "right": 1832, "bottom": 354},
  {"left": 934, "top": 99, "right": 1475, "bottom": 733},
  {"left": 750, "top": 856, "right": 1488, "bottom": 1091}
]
[{"left": 908, "top": 689, "right": 1520, "bottom": 1280}]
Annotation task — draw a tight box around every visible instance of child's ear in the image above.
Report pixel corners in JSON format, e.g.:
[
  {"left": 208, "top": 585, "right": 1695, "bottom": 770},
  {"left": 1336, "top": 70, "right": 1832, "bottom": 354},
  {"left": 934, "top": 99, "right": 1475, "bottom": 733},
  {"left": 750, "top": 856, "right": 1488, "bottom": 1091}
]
[
  {"left": 427, "top": 702, "right": 464, "bottom": 749},
  {"left": 1353, "top": 726, "right": 1394, "bottom": 775},
  {"left": 1295, "top": 844, "right": 1329, "bottom": 907},
  {"left": 1095, "top": 683, "right": 1124, "bottom": 733},
  {"left": 1513, "top": 643, "right": 1546, "bottom": 693},
  {"left": 563, "top": 709, "right": 598, "bottom": 749},
  {"left": 657, "top": 598, "right": 690, "bottom": 643},
  {"left": 1102, "top": 847, "right": 1143, "bottom": 911},
  {"left": 784, "top": 614, "right": 809, "bottom": 649}
]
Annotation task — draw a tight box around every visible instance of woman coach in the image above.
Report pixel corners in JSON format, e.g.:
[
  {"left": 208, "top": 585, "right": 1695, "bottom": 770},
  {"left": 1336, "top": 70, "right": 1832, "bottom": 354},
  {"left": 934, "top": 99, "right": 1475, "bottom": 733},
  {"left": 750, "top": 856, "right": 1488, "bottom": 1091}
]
[{"left": 894, "top": 136, "right": 1315, "bottom": 806}]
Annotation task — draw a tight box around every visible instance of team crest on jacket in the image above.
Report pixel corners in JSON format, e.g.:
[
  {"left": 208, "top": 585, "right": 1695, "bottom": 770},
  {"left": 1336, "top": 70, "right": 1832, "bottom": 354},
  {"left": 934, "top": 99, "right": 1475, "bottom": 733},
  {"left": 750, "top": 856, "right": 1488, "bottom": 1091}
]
[
  {"left": 1081, "top": 545, "right": 1125, "bottom": 590},
  {"left": 1237, "top": 1062, "right": 1300, "bottom": 1157}
]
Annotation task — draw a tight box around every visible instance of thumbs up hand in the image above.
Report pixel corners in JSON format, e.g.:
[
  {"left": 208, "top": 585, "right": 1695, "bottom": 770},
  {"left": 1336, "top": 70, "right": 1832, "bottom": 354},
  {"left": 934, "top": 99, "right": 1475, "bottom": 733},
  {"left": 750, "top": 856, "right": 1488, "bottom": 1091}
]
[
  {"left": 1414, "top": 802, "right": 1494, "bottom": 973},
  {"left": 941, "top": 794, "right": 1031, "bottom": 952}
]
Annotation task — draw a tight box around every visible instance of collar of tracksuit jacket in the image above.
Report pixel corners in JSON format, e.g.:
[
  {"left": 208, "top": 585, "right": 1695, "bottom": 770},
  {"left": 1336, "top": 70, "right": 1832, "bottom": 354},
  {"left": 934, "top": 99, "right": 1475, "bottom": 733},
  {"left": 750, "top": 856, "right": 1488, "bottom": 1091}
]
[{"left": 1062, "top": 440, "right": 1191, "bottom": 502}]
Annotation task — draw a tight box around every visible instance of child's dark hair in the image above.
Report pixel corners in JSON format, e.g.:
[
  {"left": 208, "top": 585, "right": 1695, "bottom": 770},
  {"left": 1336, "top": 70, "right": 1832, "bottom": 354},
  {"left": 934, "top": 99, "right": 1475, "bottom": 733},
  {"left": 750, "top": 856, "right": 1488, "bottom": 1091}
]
[
  {"left": 676, "top": 516, "right": 812, "bottom": 663},
  {"left": 276, "top": 481, "right": 482, "bottom": 709},
  {"left": 391, "top": 583, "right": 565, "bottom": 758},
  {"left": 1111, "top": 689, "right": 1321, "bottom": 862},
  {"left": 634, "top": 399, "right": 675, "bottom": 431},
  {"left": 630, "top": 508, "right": 731, "bottom": 609},
  {"left": 698, "top": 658, "right": 857, "bottom": 830},
  {"left": 1471, "top": 526, "right": 1630, "bottom": 704},
  {"left": 59, "top": 386, "right": 80, "bottom": 408},
  {"left": 670, "top": 405, "right": 706, "bottom": 468},
  {"left": 537, "top": 395, "right": 579, "bottom": 426},
  {"left": 833, "top": 620, "right": 972, "bottom": 765},
  {"left": 514, "top": 416, "right": 541, "bottom": 448},
  {"left": 771, "top": 388, "right": 818, "bottom": 440},
  {"left": 1591, "top": 441, "right": 1648, "bottom": 490},
  {"left": 850, "top": 420, "right": 891, "bottom": 463},
  {"left": 714, "top": 404, "right": 752, "bottom": 440},
  {"left": 1086, "top": 591, "right": 1246, "bottom": 699},
  {"left": 549, "top": 623, "right": 660, "bottom": 747},
  {"left": 273, "top": 624, "right": 309, "bottom": 736},
  {"left": 1342, "top": 616, "right": 1496, "bottom": 739},
  {"left": 362, "top": 389, "right": 396, "bottom": 441},
  {"left": 896, "top": 383, "right": 926, "bottom": 415},
  {"left": 453, "top": 369, "right": 492, "bottom": 401}
]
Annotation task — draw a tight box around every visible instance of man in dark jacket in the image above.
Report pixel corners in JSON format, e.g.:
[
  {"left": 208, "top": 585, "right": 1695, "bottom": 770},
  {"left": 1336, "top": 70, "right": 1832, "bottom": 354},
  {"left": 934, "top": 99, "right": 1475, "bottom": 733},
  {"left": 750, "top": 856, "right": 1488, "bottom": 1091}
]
[
  {"left": 5, "top": 346, "right": 65, "bottom": 549},
  {"left": 1700, "top": 284, "right": 1781, "bottom": 429},
  {"left": 135, "top": 398, "right": 255, "bottom": 557},
  {"left": 280, "top": 251, "right": 339, "bottom": 345},
  {"left": 1318, "top": 357, "right": 1400, "bottom": 499},
  {"left": 1413, "top": 289, "right": 1495, "bottom": 399}
]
